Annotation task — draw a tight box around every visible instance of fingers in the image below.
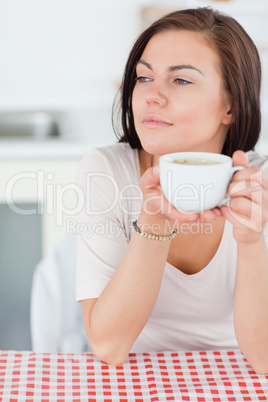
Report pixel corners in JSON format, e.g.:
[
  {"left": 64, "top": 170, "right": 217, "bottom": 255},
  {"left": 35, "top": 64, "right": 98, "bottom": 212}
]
[
  {"left": 228, "top": 190, "right": 268, "bottom": 223},
  {"left": 139, "top": 166, "right": 160, "bottom": 193},
  {"left": 140, "top": 166, "right": 200, "bottom": 223},
  {"left": 220, "top": 172, "right": 266, "bottom": 236},
  {"left": 228, "top": 179, "right": 263, "bottom": 200},
  {"left": 143, "top": 186, "right": 199, "bottom": 222},
  {"left": 231, "top": 166, "right": 266, "bottom": 187},
  {"left": 199, "top": 207, "right": 223, "bottom": 221},
  {"left": 223, "top": 168, "right": 265, "bottom": 233},
  {"left": 228, "top": 196, "right": 255, "bottom": 218},
  {"left": 230, "top": 152, "right": 268, "bottom": 191},
  {"left": 220, "top": 201, "right": 263, "bottom": 233},
  {"left": 230, "top": 164, "right": 268, "bottom": 193},
  {"left": 232, "top": 150, "right": 249, "bottom": 168}
]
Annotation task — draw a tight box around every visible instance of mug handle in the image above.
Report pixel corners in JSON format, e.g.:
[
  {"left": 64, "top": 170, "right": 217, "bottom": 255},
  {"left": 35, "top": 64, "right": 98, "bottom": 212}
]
[{"left": 218, "top": 165, "right": 245, "bottom": 207}]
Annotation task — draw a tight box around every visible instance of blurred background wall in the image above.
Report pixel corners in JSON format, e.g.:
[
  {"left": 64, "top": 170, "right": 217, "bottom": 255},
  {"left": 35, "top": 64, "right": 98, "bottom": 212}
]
[
  {"left": 0, "top": 0, "right": 267, "bottom": 351},
  {"left": 0, "top": 0, "right": 267, "bottom": 144}
]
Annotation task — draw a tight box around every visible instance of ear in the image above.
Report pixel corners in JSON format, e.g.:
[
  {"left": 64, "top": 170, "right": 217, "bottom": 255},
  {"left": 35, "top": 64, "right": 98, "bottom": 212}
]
[
  {"left": 222, "top": 92, "right": 233, "bottom": 126},
  {"left": 222, "top": 108, "right": 233, "bottom": 126}
]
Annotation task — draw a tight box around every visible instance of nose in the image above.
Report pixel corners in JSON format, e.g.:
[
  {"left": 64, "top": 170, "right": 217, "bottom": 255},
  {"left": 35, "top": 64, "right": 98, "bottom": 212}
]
[{"left": 145, "top": 83, "right": 168, "bottom": 107}]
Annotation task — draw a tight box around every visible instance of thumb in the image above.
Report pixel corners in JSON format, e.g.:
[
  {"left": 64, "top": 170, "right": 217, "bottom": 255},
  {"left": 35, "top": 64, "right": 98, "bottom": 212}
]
[
  {"left": 232, "top": 150, "right": 249, "bottom": 168},
  {"left": 139, "top": 165, "right": 160, "bottom": 193}
]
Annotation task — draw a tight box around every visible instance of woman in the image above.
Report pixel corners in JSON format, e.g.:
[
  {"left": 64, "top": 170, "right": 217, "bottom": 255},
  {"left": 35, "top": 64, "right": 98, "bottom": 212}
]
[{"left": 76, "top": 8, "right": 268, "bottom": 373}]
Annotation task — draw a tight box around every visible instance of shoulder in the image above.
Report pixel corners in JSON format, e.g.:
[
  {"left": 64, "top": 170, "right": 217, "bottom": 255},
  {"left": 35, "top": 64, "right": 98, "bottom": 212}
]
[
  {"left": 78, "top": 143, "right": 137, "bottom": 173},
  {"left": 76, "top": 142, "right": 140, "bottom": 188}
]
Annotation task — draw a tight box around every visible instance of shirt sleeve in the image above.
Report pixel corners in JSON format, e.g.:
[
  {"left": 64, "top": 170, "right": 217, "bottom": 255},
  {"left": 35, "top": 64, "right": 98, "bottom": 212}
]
[{"left": 75, "top": 148, "right": 129, "bottom": 301}]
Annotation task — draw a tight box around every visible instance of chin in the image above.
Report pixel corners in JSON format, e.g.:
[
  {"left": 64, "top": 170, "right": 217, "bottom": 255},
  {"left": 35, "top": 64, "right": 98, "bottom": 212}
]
[
  {"left": 142, "top": 143, "right": 168, "bottom": 156},
  {"left": 140, "top": 138, "right": 172, "bottom": 156},
  {"left": 142, "top": 142, "right": 192, "bottom": 156}
]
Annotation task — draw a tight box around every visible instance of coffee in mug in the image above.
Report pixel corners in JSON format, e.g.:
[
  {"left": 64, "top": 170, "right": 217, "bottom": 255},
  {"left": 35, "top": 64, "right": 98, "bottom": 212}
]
[{"left": 173, "top": 158, "right": 222, "bottom": 165}]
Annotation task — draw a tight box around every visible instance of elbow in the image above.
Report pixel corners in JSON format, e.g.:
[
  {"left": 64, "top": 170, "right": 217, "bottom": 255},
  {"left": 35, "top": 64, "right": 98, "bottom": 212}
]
[
  {"left": 84, "top": 320, "right": 132, "bottom": 365},
  {"left": 243, "top": 350, "right": 268, "bottom": 375},
  {"left": 93, "top": 344, "right": 129, "bottom": 366},
  {"left": 89, "top": 338, "right": 130, "bottom": 366},
  {"left": 250, "top": 362, "right": 268, "bottom": 375}
]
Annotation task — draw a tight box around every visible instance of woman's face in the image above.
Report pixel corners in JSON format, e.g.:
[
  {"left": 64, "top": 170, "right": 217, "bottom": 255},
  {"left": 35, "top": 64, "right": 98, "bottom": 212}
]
[{"left": 132, "top": 30, "right": 232, "bottom": 156}]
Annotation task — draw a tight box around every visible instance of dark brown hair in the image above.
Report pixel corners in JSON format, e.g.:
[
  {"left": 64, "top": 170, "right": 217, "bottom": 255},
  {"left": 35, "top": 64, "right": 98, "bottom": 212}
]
[{"left": 113, "top": 7, "right": 262, "bottom": 156}]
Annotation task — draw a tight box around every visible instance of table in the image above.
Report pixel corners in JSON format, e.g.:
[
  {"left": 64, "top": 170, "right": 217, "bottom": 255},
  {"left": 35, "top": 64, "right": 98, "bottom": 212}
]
[{"left": 0, "top": 349, "right": 267, "bottom": 401}]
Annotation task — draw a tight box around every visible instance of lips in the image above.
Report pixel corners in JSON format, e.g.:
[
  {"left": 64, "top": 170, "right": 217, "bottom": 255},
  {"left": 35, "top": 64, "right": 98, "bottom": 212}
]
[{"left": 142, "top": 114, "right": 173, "bottom": 128}]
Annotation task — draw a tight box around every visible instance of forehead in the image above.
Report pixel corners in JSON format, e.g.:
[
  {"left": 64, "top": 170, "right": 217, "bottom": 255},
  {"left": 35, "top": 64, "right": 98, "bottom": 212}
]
[{"left": 139, "top": 30, "right": 221, "bottom": 72}]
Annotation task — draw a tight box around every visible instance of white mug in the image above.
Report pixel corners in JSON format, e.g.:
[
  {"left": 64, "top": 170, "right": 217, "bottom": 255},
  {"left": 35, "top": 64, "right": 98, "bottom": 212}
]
[{"left": 159, "top": 151, "right": 245, "bottom": 213}]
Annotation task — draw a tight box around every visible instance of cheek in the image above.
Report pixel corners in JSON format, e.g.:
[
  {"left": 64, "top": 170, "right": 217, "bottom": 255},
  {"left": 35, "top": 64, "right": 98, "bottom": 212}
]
[
  {"left": 132, "top": 93, "right": 143, "bottom": 127},
  {"left": 131, "top": 91, "right": 139, "bottom": 118},
  {"left": 203, "top": 89, "right": 227, "bottom": 116},
  {"left": 182, "top": 92, "right": 226, "bottom": 124}
]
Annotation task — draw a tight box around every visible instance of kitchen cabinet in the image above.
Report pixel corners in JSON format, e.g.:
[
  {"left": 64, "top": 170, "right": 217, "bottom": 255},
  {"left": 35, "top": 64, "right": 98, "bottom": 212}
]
[
  {"left": 0, "top": 144, "right": 83, "bottom": 254},
  {"left": 0, "top": 140, "right": 85, "bottom": 350}
]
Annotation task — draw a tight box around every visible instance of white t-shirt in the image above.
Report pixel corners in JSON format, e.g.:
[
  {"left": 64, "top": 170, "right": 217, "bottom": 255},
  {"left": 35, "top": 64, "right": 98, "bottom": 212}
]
[{"left": 75, "top": 143, "right": 268, "bottom": 353}]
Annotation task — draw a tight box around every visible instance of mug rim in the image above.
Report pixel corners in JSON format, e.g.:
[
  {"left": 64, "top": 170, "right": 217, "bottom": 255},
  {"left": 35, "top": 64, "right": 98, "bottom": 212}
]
[{"left": 159, "top": 151, "right": 231, "bottom": 165}]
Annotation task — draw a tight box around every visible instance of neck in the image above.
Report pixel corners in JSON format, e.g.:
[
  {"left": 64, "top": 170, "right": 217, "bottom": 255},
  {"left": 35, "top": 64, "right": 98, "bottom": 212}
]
[{"left": 138, "top": 149, "right": 160, "bottom": 176}]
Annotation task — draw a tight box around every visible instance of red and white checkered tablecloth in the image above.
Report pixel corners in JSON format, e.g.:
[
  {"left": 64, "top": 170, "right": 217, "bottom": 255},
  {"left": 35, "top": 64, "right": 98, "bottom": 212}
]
[{"left": 0, "top": 349, "right": 267, "bottom": 402}]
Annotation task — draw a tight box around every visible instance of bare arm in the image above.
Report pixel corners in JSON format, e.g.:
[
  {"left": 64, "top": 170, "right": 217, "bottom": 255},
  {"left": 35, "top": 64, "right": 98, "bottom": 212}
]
[
  {"left": 81, "top": 227, "right": 170, "bottom": 365},
  {"left": 234, "top": 238, "right": 268, "bottom": 374},
  {"left": 80, "top": 166, "right": 198, "bottom": 365},
  {"left": 221, "top": 150, "right": 268, "bottom": 374}
]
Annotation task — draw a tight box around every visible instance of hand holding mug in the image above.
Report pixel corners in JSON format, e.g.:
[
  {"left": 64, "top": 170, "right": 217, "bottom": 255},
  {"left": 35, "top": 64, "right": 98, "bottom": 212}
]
[
  {"left": 220, "top": 150, "right": 268, "bottom": 244},
  {"left": 139, "top": 164, "right": 199, "bottom": 229}
]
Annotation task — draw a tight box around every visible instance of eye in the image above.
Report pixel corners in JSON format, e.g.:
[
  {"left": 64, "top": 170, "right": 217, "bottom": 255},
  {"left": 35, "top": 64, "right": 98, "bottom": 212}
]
[
  {"left": 174, "top": 78, "right": 191, "bottom": 85},
  {"left": 135, "top": 76, "right": 152, "bottom": 83}
]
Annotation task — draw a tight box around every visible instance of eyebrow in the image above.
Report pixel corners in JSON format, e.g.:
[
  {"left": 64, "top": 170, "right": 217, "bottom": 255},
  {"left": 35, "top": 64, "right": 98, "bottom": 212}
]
[{"left": 137, "top": 59, "right": 204, "bottom": 76}]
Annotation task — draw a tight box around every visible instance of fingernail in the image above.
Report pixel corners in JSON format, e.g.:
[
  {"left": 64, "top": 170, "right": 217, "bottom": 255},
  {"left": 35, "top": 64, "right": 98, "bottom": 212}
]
[
  {"left": 189, "top": 215, "right": 198, "bottom": 221},
  {"left": 153, "top": 165, "right": 160, "bottom": 175}
]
